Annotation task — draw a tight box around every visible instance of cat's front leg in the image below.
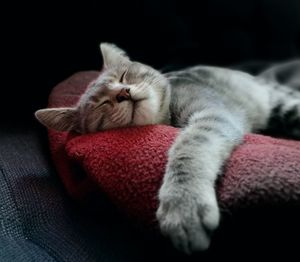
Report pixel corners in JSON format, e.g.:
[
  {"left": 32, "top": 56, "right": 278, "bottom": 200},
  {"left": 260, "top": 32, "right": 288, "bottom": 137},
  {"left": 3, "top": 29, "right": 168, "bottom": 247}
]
[{"left": 156, "top": 112, "right": 244, "bottom": 254}]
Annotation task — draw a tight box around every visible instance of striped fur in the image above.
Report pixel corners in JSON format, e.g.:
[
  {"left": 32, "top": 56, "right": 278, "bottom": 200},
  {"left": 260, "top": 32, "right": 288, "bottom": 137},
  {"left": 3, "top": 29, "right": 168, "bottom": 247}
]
[
  {"left": 35, "top": 44, "right": 300, "bottom": 254},
  {"left": 158, "top": 64, "right": 300, "bottom": 253}
]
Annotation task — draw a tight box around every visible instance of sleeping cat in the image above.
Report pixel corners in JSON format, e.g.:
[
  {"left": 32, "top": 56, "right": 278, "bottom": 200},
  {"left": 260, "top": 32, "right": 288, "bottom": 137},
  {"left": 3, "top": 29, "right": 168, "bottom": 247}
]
[{"left": 35, "top": 43, "right": 300, "bottom": 254}]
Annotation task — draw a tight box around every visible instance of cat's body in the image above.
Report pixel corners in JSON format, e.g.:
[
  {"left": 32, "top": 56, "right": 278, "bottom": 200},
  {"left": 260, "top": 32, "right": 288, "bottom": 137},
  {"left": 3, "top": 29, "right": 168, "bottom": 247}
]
[
  {"left": 35, "top": 44, "right": 300, "bottom": 254},
  {"left": 157, "top": 64, "right": 300, "bottom": 253},
  {"left": 167, "top": 66, "right": 270, "bottom": 131}
]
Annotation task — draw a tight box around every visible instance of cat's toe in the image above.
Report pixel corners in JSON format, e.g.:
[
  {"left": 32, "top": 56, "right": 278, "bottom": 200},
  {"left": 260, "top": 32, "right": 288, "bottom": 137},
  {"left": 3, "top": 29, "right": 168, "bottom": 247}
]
[{"left": 156, "top": 191, "right": 220, "bottom": 254}]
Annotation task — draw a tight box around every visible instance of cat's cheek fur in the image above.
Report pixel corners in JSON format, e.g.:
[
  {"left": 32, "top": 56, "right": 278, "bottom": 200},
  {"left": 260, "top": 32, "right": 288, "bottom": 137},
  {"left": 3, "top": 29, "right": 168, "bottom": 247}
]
[
  {"left": 133, "top": 99, "right": 157, "bottom": 125},
  {"left": 132, "top": 90, "right": 161, "bottom": 126}
]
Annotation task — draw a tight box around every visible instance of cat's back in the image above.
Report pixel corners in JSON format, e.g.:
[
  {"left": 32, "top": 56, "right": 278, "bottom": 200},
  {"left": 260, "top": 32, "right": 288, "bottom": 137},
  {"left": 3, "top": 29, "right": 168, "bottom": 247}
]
[
  {"left": 165, "top": 65, "right": 253, "bottom": 90},
  {"left": 165, "top": 65, "right": 271, "bottom": 128}
]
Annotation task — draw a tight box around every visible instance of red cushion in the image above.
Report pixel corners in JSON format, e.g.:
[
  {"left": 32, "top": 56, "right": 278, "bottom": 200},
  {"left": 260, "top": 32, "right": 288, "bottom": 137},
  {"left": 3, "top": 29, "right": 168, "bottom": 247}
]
[{"left": 47, "top": 71, "right": 300, "bottom": 227}]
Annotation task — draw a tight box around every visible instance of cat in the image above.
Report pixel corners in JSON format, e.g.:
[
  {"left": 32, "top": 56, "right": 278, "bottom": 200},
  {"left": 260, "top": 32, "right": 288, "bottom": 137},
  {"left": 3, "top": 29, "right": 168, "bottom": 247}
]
[{"left": 35, "top": 43, "right": 300, "bottom": 254}]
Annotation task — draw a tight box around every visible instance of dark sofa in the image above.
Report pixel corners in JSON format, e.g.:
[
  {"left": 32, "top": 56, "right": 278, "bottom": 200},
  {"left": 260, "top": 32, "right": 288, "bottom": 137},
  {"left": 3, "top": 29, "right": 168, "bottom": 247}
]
[{"left": 2, "top": 1, "right": 300, "bottom": 261}]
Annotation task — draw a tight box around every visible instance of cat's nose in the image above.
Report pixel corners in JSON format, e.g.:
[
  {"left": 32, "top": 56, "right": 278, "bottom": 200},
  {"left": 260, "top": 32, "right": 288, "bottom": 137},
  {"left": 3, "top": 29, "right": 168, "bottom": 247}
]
[{"left": 116, "top": 88, "right": 131, "bottom": 103}]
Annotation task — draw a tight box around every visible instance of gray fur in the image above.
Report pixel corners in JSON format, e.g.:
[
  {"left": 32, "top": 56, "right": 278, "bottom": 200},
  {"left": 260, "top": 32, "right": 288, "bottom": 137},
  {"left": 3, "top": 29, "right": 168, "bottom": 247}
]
[{"left": 35, "top": 44, "right": 300, "bottom": 254}]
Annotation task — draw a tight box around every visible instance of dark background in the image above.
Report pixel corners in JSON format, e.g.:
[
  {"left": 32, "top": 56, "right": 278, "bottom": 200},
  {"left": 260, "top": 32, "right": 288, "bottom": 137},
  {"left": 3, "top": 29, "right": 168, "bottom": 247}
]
[{"left": 3, "top": 0, "right": 300, "bottom": 124}]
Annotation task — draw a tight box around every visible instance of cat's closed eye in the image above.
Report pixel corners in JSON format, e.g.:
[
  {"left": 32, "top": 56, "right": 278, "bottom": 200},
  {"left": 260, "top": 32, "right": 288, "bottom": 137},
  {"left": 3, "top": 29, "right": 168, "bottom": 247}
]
[
  {"left": 98, "top": 100, "right": 112, "bottom": 107},
  {"left": 119, "top": 71, "right": 127, "bottom": 83}
]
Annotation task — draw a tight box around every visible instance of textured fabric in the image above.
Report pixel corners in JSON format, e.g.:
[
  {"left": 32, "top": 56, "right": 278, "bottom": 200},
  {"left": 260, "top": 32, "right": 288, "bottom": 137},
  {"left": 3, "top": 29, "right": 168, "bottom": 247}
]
[
  {"left": 67, "top": 125, "right": 179, "bottom": 226},
  {"left": 47, "top": 71, "right": 100, "bottom": 199},
  {"left": 0, "top": 126, "right": 92, "bottom": 261},
  {"left": 48, "top": 71, "right": 300, "bottom": 228},
  {"left": 67, "top": 128, "right": 300, "bottom": 226},
  {"left": 0, "top": 124, "right": 168, "bottom": 262}
]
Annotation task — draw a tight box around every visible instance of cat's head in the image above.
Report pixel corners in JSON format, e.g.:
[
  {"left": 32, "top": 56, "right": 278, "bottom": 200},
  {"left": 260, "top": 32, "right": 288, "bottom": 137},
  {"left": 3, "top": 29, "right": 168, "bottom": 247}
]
[{"left": 35, "top": 43, "right": 170, "bottom": 133}]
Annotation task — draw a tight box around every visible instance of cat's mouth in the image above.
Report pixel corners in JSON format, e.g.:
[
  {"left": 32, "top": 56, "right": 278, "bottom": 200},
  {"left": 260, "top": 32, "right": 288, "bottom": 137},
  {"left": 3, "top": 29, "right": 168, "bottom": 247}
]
[
  {"left": 129, "top": 98, "right": 146, "bottom": 125},
  {"left": 130, "top": 99, "right": 142, "bottom": 124},
  {"left": 130, "top": 101, "right": 137, "bottom": 124},
  {"left": 127, "top": 87, "right": 149, "bottom": 125}
]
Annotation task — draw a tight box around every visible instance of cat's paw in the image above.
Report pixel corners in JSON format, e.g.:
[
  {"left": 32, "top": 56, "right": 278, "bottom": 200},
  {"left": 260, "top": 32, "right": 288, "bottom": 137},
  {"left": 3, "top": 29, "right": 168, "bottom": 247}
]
[{"left": 156, "top": 184, "right": 220, "bottom": 254}]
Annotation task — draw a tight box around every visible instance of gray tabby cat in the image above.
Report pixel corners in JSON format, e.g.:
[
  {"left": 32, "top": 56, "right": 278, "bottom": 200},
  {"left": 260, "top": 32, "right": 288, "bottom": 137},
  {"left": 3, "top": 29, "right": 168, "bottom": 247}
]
[{"left": 35, "top": 43, "right": 300, "bottom": 254}]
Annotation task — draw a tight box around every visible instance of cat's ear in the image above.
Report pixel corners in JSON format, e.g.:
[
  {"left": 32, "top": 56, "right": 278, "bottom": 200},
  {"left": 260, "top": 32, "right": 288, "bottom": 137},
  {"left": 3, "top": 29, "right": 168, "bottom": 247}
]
[
  {"left": 100, "top": 43, "right": 130, "bottom": 68},
  {"left": 35, "top": 107, "right": 77, "bottom": 132}
]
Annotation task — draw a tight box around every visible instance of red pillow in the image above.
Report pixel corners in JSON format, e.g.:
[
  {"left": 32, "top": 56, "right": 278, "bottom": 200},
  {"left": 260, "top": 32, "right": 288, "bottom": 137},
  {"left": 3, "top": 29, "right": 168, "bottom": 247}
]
[{"left": 47, "top": 71, "right": 300, "bottom": 227}]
